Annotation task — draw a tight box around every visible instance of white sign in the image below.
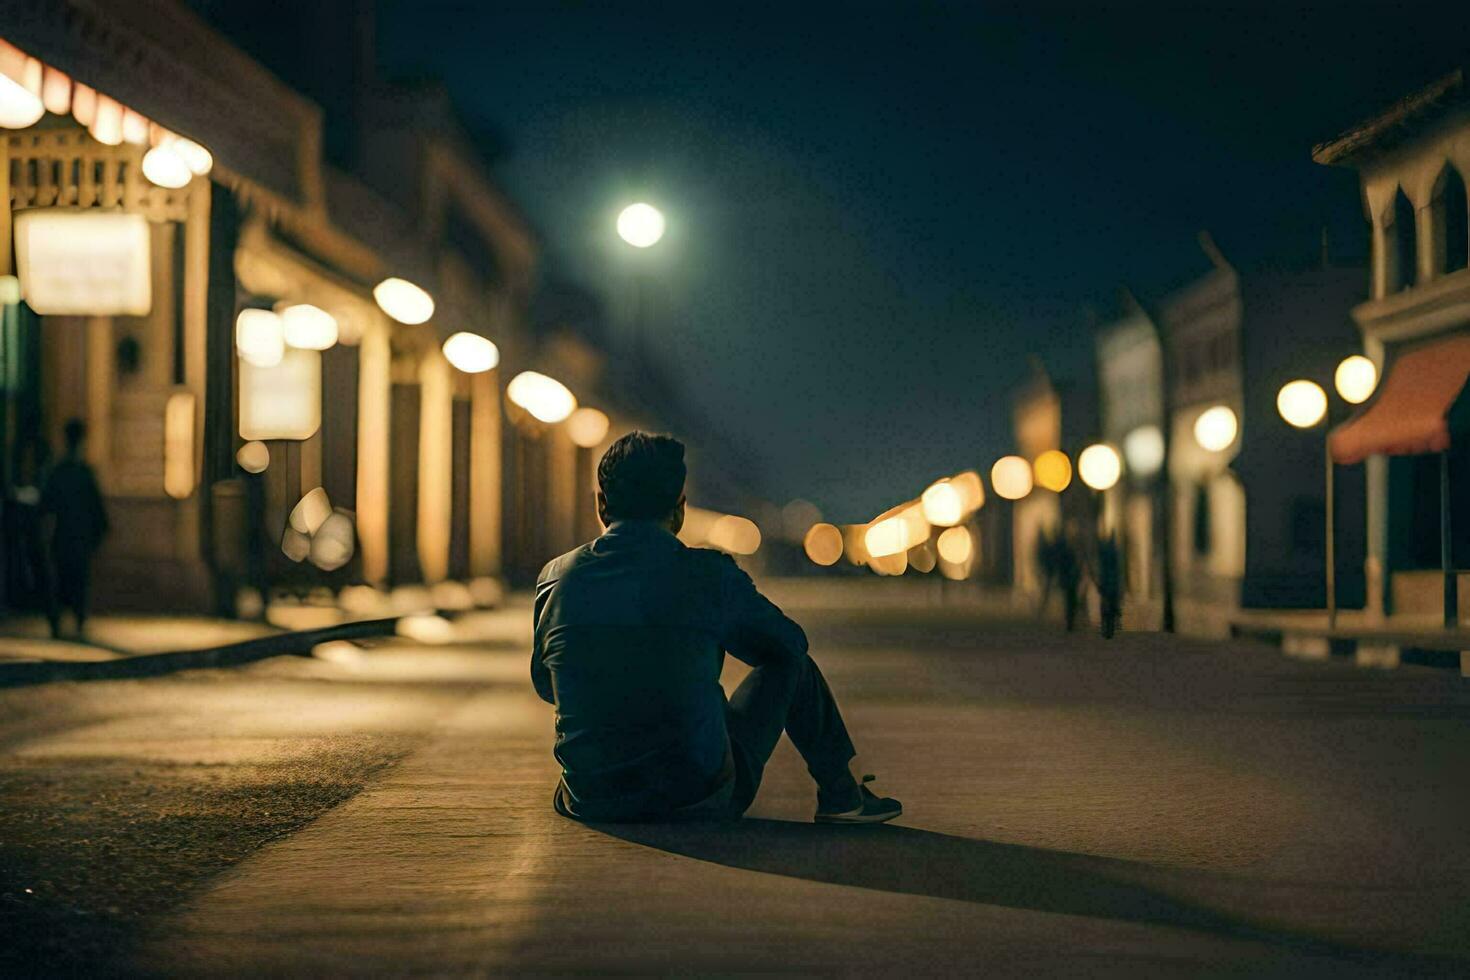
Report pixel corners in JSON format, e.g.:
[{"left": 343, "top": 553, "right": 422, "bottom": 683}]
[
  {"left": 239, "top": 347, "right": 321, "bottom": 441},
  {"left": 14, "top": 208, "right": 152, "bottom": 316}
]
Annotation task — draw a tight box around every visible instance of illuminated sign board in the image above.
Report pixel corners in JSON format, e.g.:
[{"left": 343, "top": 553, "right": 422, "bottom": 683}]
[
  {"left": 239, "top": 347, "right": 321, "bottom": 441},
  {"left": 14, "top": 208, "right": 152, "bottom": 316}
]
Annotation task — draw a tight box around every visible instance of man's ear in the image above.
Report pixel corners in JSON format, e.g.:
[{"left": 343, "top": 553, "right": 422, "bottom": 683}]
[
  {"left": 596, "top": 491, "right": 610, "bottom": 529},
  {"left": 668, "top": 495, "right": 686, "bottom": 535}
]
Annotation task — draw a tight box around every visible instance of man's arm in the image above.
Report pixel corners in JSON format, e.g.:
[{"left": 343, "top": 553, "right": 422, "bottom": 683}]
[
  {"left": 530, "top": 571, "right": 556, "bottom": 705},
  {"left": 718, "top": 555, "right": 808, "bottom": 669}
]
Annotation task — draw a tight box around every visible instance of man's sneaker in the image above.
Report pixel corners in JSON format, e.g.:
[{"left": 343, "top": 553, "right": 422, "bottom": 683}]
[{"left": 814, "top": 774, "right": 902, "bottom": 825}]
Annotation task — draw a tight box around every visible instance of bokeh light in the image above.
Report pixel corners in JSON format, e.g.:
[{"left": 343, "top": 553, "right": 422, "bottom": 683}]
[
  {"left": 1334, "top": 355, "right": 1377, "bottom": 404},
  {"left": 920, "top": 480, "right": 964, "bottom": 527},
  {"left": 616, "top": 203, "right": 665, "bottom": 247},
  {"left": 309, "top": 510, "right": 356, "bottom": 571},
  {"left": 1276, "top": 379, "right": 1327, "bottom": 428},
  {"left": 991, "top": 455, "right": 1033, "bottom": 500},
  {"left": 1193, "top": 405, "right": 1238, "bottom": 452},
  {"left": 442, "top": 331, "right": 499, "bottom": 373},
  {"left": 373, "top": 277, "right": 435, "bottom": 324},
  {"left": 279, "top": 303, "right": 339, "bottom": 351},
  {"left": 936, "top": 525, "right": 973, "bottom": 564},
  {"left": 1033, "top": 450, "right": 1072, "bottom": 493},
  {"left": 0, "top": 53, "right": 43, "bottom": 129},
  {"left": 141, "top": 143, "right": 191, "bottom": 188},
  {"left": 863, "top": 503, "right": 928, "bottom": 558},
  {"left": 235, "top": 309, "right": 284, "bottom": 367},
  {"left": 803, "top": 522, "right": 844, "bottom": 565},
  {"left": 289, "top": 487, "right": 332, "bottom": 535},
  {"left": 566, "top": 406, "right": 610, "bottom": 448},
  {"left": 507, "top": 370, "right": 577, "bottom": 424},
  {"left": 1078, "top": 444, "right": 1122, "bottom": 491},
  {"left": 1123, "top": 425, "right": 1164, "bottom": 478},
  {"left": 707, "top": 514, "right": 762, "bottom": 555},
  {"left": 236, "top": 440, "right": 269, "bottom": 474}
]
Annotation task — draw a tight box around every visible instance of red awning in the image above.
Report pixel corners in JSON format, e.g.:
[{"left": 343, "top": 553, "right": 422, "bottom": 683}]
[{"left": 1328, "top": 333, "right": 1470, "bottom": 465}]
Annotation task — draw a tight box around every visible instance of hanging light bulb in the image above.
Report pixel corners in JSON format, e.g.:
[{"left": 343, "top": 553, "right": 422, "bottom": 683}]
[
  {"left": 141, "top": 143, "right": 192, "bottom": 189},
  {"left": 0, "top": 42, "right": 43, "bottom": 129},
  {"left": 373, "top": 277, "right": 434, "bottom": 324}
]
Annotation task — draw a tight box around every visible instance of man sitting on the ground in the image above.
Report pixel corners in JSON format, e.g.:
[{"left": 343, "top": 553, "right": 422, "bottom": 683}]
[{"left": 532, "top": 431, "right": 901, "bottom": 824}]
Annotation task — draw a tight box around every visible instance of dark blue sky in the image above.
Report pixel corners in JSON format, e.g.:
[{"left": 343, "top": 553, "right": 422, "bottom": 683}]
[{"left": 377, "top": 1, "right": 1470, "bottom": 520}]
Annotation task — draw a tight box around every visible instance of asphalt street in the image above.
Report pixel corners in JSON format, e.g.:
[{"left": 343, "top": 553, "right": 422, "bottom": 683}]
[{"left": 2, "top": 592, "right": 1469, "bottom": 977}]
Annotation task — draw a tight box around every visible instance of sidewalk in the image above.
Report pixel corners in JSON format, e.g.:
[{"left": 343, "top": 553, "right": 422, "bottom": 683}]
[{"left": 0, "top": 615, "right": 278, "bottom": 665}]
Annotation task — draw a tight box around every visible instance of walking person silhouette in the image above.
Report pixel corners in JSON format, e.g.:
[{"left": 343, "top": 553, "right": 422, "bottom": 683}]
[{"left": 42, "top": 419, "right": 108, "bottom": 638}]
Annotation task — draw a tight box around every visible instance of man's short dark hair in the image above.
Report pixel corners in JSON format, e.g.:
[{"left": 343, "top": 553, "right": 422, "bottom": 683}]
[{"left": 598, "top": 431, "right": 686, "bottom": 520}]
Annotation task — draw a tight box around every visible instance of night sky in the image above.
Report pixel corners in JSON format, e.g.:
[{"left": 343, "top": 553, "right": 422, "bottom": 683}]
[{"left": 377, "top": 1, "right": 1470, "bottom": 520}]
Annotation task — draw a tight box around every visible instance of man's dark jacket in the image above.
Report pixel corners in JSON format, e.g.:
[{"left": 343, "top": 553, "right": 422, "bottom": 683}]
[{"left": 532, "top": 519, "right": 806, "bottom": 820}]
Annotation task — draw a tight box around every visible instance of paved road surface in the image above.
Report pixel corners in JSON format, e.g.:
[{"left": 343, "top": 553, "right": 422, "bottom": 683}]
[{"left": 4, "top": 598, "right": 1469, "bottom": 976}]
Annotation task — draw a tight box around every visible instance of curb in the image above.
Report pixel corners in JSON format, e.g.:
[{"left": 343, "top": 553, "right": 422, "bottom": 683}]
[
  {"left": 0, "top": 617, "right": 399, "bottom": 688},
  {"left": 1230, "top": 622, "right": 1469, "bottom": 675}
]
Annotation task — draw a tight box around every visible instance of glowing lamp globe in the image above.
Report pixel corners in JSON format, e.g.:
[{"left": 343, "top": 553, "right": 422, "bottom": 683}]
[
  {"left": 1078, "top": 444, "right": 1122, "bottom": 491},
  {"left": 990, "top": 455, "right": 1033, "bottom": 501},
  {"left": 1033, "top": 450, "right": 1072, "bottom": 493},
  {"left": 803, "top": 523, "right": 844, "bottom": 566},
  {"left": 373, "top": 277, "right": 435, "bottom": 324},
  {"left": 1335, "top": 355, "right": 1377, "bottom": 405},
  {"left": 507, "top": 370, "right": 577, "bottom": 424},
  {"left": 566, "top": 407, "right": 610, "bottom": 448},
  {"left": 1276, "top": 380, "right": 1327, "bottom": 429},
  {"left": 279, "top": 303, "right": 339, "bottom": 350},
  {"left": 441, "top": 331, "right": 500, "bottom": 373},
  {"left": 141, "top": 144, "right": 192, "bottom": 189},
  {"left": 616, "top": 203, "right": 665, "bottom": 248},
  {"left": 1193, "top": 405, "right": 1238, "bottom": 452}
]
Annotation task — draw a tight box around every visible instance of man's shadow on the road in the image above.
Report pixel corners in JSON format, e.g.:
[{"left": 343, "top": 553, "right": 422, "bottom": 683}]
[{"left": 591, "top": 819, "right": 1419, "bottom": 966}]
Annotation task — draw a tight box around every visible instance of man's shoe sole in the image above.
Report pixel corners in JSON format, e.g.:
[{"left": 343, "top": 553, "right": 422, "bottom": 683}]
[{"left": 813, "top": 805, "right": 902, "bottom": 825}]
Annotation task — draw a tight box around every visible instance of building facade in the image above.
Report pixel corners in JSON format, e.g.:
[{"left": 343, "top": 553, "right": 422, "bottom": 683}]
[
  {"left": 1314, "top": 68, "right": 1470, "bottom": 622},
  {"left": 0, "top": 1, "right": 646, "bottom": 616}
]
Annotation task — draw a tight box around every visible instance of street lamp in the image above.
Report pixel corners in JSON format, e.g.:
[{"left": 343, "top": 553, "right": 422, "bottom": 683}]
[
  {"left": 1334, "top": 355, "right": 1377, "bottom": 404},
  {"left": 1276, "top": 380, "right": 1327, "bottom": 429},
  {"left": 1193, "top": 405, "right": 1238, "bottom": 452},
  {"left": 1278, "top": 356, "right": 1380, "bottom": 630},
  {"left": 616, "top": 203, "right": 665, "bottom": 248}
]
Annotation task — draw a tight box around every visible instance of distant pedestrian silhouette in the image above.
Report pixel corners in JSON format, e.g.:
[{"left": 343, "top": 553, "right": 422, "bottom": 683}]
[
  {"left": 1036, "top": 525, "right": 1081, "bottom": 630},
  {"left": 1094, "top": 531, "right": 1122, "bottom": 639},
  {"left": 532, "top": 431, "right": 901, "bottom": 824},
  {"left": 42, "top": 419, "right": 108, "bottom": 638}
]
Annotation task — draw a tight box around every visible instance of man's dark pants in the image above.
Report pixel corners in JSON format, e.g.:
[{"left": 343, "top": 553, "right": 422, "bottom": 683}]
[{"left": 724, "top": 651, "right": 857, "bottom": 815}]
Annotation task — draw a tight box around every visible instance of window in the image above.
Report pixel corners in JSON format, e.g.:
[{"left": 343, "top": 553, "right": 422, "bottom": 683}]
[
  {"left": 1392, "top": 188, "right": 1417, "bottom": 292},
  {"left": 1440, "top": 164, "right": 1469, "bottom": 274}
]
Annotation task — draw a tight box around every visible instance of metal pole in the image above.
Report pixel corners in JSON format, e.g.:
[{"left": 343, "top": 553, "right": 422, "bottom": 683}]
[
  {"left": 1441, "top": 450, "right": 1457, "bottom": 628},
  {"left": 1325, "top": 440, "right": 1336, "bottom": 630}
]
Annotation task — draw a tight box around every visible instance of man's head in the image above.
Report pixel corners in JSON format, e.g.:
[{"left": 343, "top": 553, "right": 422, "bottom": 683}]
[
  {"left": 63, "top": 418, "right": 87, "bottom": 456},
  {"left": 596, "top": 431, "right": 686, "bottom": 532}
]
